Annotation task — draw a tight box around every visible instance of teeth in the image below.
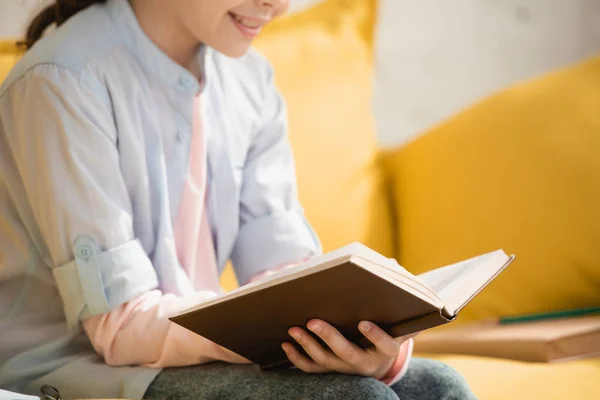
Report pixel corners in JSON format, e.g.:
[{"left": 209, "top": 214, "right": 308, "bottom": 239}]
[{"left": 233, "top": 14, "right": 261, "bottom": 29}]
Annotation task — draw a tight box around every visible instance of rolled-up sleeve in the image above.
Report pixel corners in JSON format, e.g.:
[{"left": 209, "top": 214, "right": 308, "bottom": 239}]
[
  {"left": 231, "top": 56, "right": 321, "bottom": 285},
  {"left": 0, "top": 64, "right": 158, "bottom": 328}
]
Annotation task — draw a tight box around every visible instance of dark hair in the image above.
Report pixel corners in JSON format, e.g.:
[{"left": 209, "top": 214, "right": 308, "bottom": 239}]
[{"left": 23, "top": 0, "right": 107, "bottom": 49}]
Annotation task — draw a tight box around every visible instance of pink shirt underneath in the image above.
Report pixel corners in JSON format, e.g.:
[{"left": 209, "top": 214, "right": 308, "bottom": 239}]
[{"left": 172, "top": 95, "right": 220, "bottom": 293}]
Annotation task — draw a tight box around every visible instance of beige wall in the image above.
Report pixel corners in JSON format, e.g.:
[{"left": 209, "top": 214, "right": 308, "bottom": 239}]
[
  {"left": 0, "top": 0, "right": 46, "bottom": 38},
  {"left": 374, "top": 0, "right": 600, "bottom": 147}
]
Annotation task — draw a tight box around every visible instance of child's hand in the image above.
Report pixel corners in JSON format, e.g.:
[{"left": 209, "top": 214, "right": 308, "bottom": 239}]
[{"left": 282, "top": 319, "right": 406, "bottom": 380}]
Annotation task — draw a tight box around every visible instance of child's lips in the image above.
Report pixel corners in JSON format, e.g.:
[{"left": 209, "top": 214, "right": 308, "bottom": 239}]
[{"left": 228, "top": 12, "right": 268, "bottom": 38}]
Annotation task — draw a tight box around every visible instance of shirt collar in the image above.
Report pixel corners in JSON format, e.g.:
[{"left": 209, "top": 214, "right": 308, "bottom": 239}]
[{"left": 106, "top": 0, "right": 209, "bottom": 95}]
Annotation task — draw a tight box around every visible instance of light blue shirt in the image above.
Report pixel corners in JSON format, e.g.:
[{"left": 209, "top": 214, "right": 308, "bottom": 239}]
[{"left": 0, "top": 0, "right": 320, "bottom": 397}]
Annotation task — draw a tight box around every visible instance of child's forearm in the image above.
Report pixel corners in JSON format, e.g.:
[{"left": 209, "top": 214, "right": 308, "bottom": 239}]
[
  {"left": 83, "top": 257, "right": 305, "bottom": 368},
  {"left": 82, "top": 290, "right": 250, "bottom": 367}
]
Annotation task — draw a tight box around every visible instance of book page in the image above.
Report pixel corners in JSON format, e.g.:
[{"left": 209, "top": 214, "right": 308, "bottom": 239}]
[
  {"left": 177, "top": 242, "right": 401, "bottom": 315},
  {"left": 417, "top": 250, "right": 514, "bottom": 316},
  {"left": 351, "top": 255, "right": 443, "bottom": 307},
  {"left": 0, "top": 389, "right": 39, "bottom": 400},
  {"left": 247, "top": 242, "right": 385, "bottom": 287}
]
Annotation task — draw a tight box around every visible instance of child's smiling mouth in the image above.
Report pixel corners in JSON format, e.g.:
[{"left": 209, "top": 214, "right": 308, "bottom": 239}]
[{"left": 228, "top": 12, "right": 268, "bottom": 38}]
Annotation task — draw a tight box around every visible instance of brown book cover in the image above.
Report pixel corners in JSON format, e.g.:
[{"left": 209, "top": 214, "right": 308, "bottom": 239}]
[
  {"left": 413, "top": 315, "right": 600, "bottom": 362},
  {"left": 171, "top": 243, "right": 514, "bottom": 369}
]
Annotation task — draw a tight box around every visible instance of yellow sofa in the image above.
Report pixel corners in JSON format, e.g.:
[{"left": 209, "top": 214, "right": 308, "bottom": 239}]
[
  {"left": 2, "top": 0, "right": 599, "bottom": 398},
  {"left": 253, "top": 1, "right": 600, "bottom": 399}
]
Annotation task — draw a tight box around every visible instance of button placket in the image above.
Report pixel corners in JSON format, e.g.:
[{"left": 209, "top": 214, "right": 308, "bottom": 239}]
[{"left": 173, "top": 106, "right": 192, "bottom": 144}]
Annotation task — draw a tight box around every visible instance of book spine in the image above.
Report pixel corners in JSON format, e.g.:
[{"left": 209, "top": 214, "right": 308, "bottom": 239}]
[{"left": 387, "top": 310, "right": 451, "bottom": 339}]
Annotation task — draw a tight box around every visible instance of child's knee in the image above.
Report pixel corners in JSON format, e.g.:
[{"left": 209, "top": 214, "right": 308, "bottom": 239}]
[
  {"left": 425, "top": 360, "right": 475, "bottom": 399},
  {"left": 394, "top": 358, "right": 477, "bottom": 400},
  {"left": 319, "top": 376, "right": 398, "bottom": 400}
]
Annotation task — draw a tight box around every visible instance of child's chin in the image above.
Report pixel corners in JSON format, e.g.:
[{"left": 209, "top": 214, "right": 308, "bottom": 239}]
[{"left": 217, "top": 42, "right": 253, "bottom": 58}]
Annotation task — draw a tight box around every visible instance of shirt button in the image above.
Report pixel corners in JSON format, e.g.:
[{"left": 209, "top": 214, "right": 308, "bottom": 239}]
[
  {"left": 179, "top": 75, "right": 196, "bottom": 89},
  {"left": 76, "top": 244, "right": 93, "bottom": 261},
  {"left": 177, "top": 130, "right": 190, "bottom": 143}
]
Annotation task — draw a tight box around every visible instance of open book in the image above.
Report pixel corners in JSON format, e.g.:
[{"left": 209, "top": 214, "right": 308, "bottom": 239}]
[{"left": 171, "top": 243, "right": 515, "bottom": 369}]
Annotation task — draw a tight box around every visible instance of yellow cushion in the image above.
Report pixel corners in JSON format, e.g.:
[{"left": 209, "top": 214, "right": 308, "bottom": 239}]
[
  {"left": 0, "top": 40, "right": 24, "bottom": 83},
  {"left": 384, "top": 56, "right": 600, "bottom": 321},
  {"left": 254, "top": 0, "right": 393, "bottom": 257},
  {"left": 419, "top": 353, "right": 600, "bottom": 400}
]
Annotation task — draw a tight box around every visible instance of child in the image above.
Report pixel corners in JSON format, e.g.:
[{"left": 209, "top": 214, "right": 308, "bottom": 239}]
[{"left": 0, "top": 0, "right": 476, "bottom": 398}]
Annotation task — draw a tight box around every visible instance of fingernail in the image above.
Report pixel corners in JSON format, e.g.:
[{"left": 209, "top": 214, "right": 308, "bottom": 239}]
[
  {"left": 281, "top": 343, "right": 289, "bottom": 353},
  {"left": 290, "top": 330, "right": 302, "bottom": 341},
  {"left": 359, "top": 321, "right": 371, "bottom": 332},
  {"left": 309, "top": 322, "right": 322, "bottom": 333}
]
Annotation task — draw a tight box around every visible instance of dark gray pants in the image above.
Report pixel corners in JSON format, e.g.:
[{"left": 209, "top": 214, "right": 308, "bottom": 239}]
[{"left": 144, "top": 358, "right": 477, "bottom": 399}]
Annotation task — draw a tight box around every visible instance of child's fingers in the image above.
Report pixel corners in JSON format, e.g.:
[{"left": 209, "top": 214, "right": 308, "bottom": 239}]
[
  {"left": 281, "top": 342, "right": 329, "bottom": 374},
  {"left": 288, "top": 327, "right": 349, "bottom": 372},
  {"left": 306, "top": 319, "right": 367, "bottom": 367},
  {"left": 358, "top": 321, "right": 401, "bottom": 359}
]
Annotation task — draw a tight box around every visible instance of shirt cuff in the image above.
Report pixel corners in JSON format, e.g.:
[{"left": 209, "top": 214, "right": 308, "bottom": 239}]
[
  {"left": 231, "top": 211, "right": 321, "bottom": 285},
  {"left": 379, "top": 339, "right": 414, "bottom": 386},
  {"left": 53, "top": 236, "right": 159, "bottom": 328}
]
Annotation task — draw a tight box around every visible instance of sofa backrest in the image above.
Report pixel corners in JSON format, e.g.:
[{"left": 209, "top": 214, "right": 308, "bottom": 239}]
[
  {"left": 385, "top": 56, "right": 600, "bottom": 322},
  {"left": 0, "top": 41, "right": 23, "bottom": 82}
]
